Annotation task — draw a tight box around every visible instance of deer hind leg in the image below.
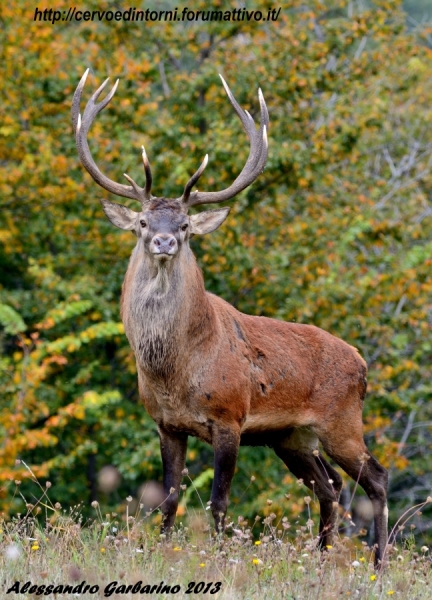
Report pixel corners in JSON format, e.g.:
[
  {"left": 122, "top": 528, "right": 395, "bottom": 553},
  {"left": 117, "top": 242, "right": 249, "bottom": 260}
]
[
  {"left": 274, "top": 429, "right": 343, "bottom": 548},
  {"left": 320, "top": 432, "right": 388, "bottom": 568}
]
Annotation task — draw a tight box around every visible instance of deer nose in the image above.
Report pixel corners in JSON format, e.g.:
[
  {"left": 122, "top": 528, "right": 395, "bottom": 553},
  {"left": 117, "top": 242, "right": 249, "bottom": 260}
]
[{"left": 152, "top": 234, "right": 177, "bottom": 254}]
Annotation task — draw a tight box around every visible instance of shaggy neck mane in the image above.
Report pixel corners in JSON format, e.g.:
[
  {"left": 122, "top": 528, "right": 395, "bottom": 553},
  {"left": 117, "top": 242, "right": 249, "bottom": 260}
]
[{"left": 121, "top": 240, "right": 215, "bottom": 380}]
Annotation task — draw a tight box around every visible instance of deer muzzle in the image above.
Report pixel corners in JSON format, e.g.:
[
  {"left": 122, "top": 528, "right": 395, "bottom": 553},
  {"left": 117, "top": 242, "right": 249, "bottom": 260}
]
[{"left": 151, "top": 234, "right": 178, "bottom": 257}]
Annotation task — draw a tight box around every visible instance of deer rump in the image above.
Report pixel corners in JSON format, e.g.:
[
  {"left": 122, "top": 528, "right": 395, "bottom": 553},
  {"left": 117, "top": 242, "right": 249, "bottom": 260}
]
[{"left": 72, "top": 70, "right": 389, "bottom": 568}]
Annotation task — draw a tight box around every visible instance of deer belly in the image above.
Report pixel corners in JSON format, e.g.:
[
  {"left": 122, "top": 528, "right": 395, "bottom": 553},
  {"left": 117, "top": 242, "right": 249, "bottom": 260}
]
[{"left": 242, "top": 408, "right": 315, "bottom": 434}]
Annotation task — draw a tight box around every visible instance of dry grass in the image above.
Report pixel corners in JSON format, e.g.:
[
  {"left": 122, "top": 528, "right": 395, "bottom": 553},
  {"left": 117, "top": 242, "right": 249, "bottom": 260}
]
[{"left": 1, "top": 472, "right": 431, "bottom": 599}]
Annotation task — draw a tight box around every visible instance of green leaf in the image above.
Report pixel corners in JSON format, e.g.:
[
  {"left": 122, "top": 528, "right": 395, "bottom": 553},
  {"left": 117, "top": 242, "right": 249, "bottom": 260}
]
[{"left": 0, "top": 304, "right": 26, "bottom": 334}]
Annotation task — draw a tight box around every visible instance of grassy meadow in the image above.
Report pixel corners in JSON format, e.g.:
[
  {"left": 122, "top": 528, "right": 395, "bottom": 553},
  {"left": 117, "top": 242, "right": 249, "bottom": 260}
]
[{"left": 1, "top": 466, "right": 431, "bottom": 600}]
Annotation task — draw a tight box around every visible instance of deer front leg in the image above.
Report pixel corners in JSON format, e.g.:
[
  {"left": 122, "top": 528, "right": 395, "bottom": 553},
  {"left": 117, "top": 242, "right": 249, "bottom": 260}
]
[
  {"left": 158, "top": 426, "right": 188, "bottom": 533},
  {"left": 210, "top": 423, "right": 240, "bottom": 533}
]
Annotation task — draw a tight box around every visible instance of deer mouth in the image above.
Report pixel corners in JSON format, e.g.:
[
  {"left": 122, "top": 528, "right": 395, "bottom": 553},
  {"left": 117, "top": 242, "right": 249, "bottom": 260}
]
[{"left": 153, "top": 250, "right": 175, "bottom": 261}]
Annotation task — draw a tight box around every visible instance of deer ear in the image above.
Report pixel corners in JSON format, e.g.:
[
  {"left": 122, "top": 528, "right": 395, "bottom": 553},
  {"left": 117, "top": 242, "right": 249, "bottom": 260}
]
[
  {"left": 189, "top": 207, "right": 230, "bottom": 235},
  {"left": 100, "top": 200, "right": 138, "bottom": 231}
]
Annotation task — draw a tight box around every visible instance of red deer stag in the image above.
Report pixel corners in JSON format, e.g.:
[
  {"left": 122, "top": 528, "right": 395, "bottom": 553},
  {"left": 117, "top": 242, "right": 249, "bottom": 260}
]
[{"left": 72, "top": 70, "right": 388, "bottom": 566}]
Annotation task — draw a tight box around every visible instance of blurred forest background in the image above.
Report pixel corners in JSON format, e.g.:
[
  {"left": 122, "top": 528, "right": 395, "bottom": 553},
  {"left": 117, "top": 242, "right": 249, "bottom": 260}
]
[{"left": 1, "top": 0, "right": 431, "bottom": 544}]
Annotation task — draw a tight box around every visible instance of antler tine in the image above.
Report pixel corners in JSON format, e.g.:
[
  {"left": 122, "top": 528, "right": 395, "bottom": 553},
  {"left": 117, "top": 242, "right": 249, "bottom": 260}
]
[
  {"left": 72, "top": 69, "right": 152, "bottom": 203},
  {"left": 219, "top": 75, "right": 257, "bottom": 140},
  {"left": 72, "top": 68, "right": 90, "bottom": 134},
  {"left": 182, "top": 76, "right": 269, "bottom": 208},
  {"left": 141, "top": 145, "right": 153, "bottom": 198},
  {"left": 182, "top": 154, "right": 209, "bottom": 203}
]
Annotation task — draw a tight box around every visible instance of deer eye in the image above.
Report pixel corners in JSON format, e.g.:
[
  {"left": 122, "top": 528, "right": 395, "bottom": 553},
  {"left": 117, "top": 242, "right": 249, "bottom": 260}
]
[
  {"left": 181, "top": 223, "right": 188, "bottom": 231},
  {"left": 140, "top": 220, "right": 147, "bottom": 228}
]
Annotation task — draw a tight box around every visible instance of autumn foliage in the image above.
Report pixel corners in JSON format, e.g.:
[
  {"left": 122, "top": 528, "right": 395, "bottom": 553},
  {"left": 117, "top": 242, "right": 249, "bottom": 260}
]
[{"left": 1, "top": 0, "right": 431, "bottom": 539}]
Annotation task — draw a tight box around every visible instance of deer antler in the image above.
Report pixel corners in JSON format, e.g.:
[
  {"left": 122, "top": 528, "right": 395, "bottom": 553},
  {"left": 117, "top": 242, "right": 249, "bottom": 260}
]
[
  {"left": 181, "top": 75, "right": 269, "bottom": 208},
  {"left": 72, "top": 69, "right": 152, "bottom": 204}
]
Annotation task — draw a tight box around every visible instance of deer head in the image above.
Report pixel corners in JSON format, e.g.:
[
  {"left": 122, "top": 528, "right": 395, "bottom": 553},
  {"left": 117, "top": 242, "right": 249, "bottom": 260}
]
[{"left": 72, "top": 70, "right": 269, "bottom": 262}]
